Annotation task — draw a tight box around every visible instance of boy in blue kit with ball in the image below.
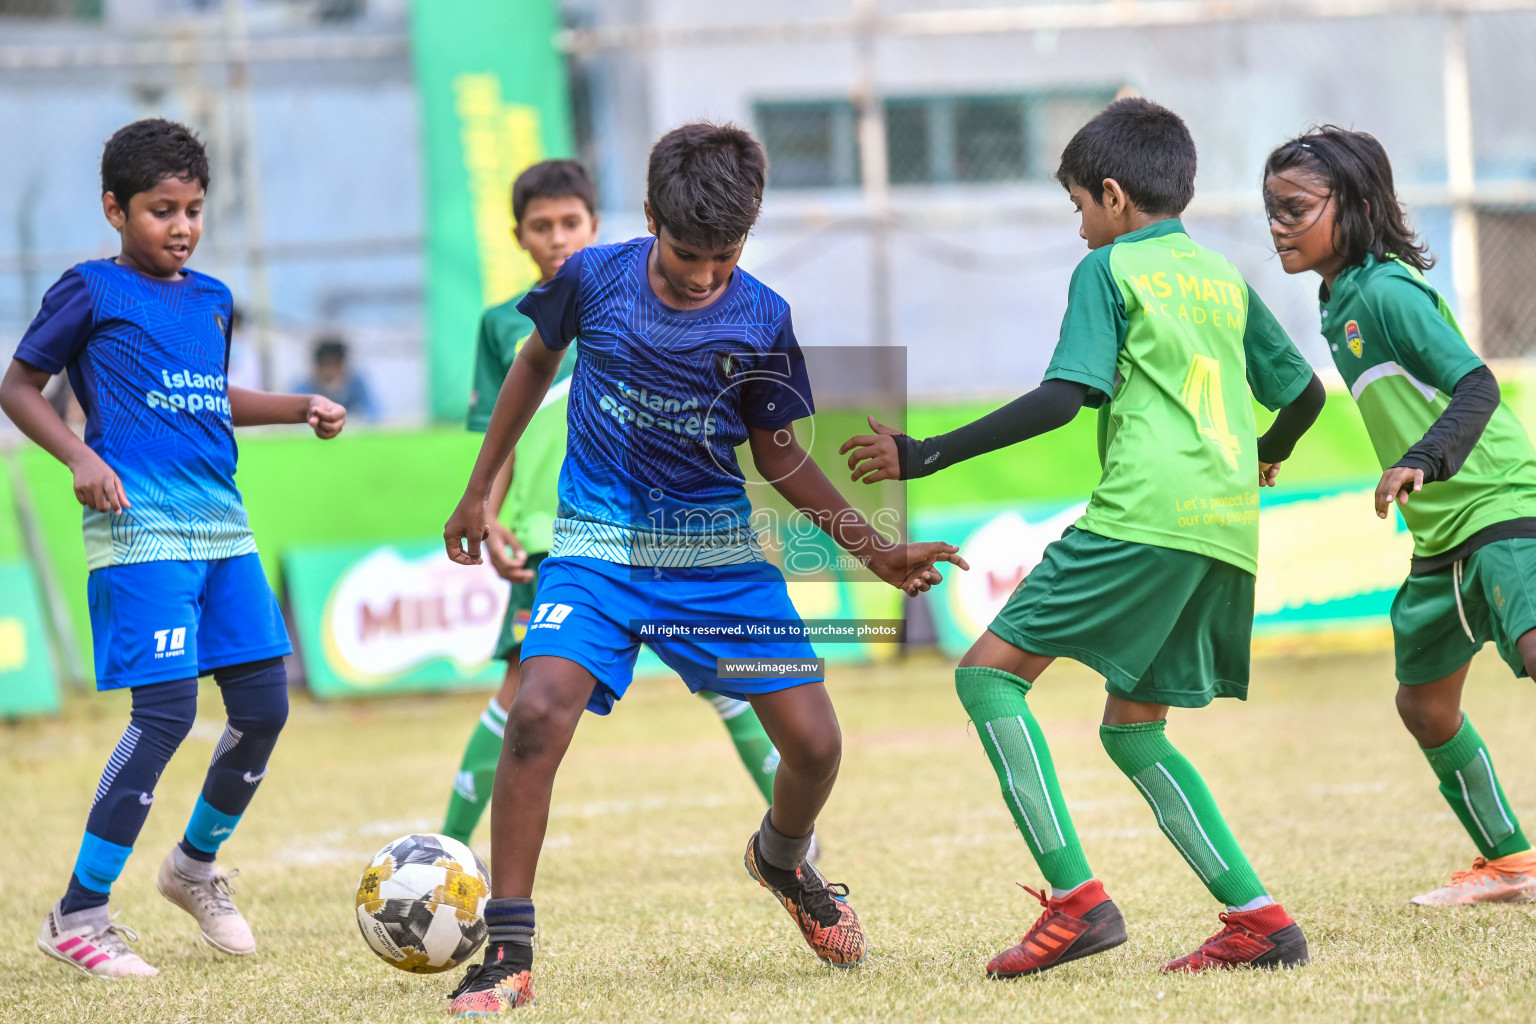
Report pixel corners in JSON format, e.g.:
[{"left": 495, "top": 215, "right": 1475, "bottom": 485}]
[
  {"left": 439, "top": 122, "right": 967, "bottom": 1014},
  {"left": 0, "top": 119, "right": 346, "bottom": 978}
]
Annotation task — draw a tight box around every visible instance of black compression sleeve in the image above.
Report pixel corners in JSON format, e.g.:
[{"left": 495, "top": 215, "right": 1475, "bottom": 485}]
[
  {"left": 897, "top": 379, "right": 1088, "bottom": 480},
  {"left": 1393, "top": 364, "right": 1500, "bottom": 483},
  {"left": 1256, "top": 372, "right": 1326, "bottom": 464}
]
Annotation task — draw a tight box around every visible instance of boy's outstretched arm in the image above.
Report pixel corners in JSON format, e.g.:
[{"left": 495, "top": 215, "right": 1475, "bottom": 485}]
[
  {"left": 1255, "top": 372, "right": 1325, "bottom": 487},
  {"left": 749, "top": 422, "right": 968, "bottom": 595},
  {"left": 444, "top": 330, "right": 563, "bottom": 565},
  {"left": 0, "top": 358, "right": 128, "bottom": 513},
  {"left": 229, "top": 387, "right": 346, "bottom": 437},
  {"left": 839, "top": 379, "right": 1089, "bottom": 484}
]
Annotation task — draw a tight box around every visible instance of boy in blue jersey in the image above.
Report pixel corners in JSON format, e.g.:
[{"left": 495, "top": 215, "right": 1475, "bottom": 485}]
[
  {"left": 0, "top": 120, "right": 346, "bottom": 979},
  {"left": 440, "top": 122, "right": 967, "bottom": 1014}
]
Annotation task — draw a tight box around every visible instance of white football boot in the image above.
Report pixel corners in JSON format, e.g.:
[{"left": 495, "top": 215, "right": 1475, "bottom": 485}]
[
  {"left": 157, "top": 850, "right": 256, "bottom": 955},
  {"left": 37, "top": 904, "right": 158, "bottom": 979}
]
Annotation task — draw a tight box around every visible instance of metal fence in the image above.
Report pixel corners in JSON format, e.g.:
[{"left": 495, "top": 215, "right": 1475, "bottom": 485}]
[{"left": 2, "top": 0, "right": 1535, "bottom": 425}]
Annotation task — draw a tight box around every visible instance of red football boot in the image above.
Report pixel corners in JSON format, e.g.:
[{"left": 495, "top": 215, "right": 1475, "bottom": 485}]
[
  {"left": 986, "top": 880, "right": 1127, "bottom": 978},
  {"left": 1161, "top": 903, "right": 1308, "bottom": 972}
]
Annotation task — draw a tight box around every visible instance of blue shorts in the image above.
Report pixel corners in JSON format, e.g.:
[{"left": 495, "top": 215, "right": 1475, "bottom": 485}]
[
  {"left": 87, "top": 553, "right": 292, "bottom": 691},
  {"left": 519, "top": 556, "right": 823, "bottom": 714}
]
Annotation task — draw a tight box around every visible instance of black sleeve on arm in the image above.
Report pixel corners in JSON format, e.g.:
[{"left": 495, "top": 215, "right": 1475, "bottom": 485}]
[
  {"left": 897, "top": 379, "right": 1088, "bottom": 480},
  {"left": 1393, "top": 364, "right": 1500, "bottom": 483},
  {"left": 1256, "top": 372, "right": 1325, "bottom": 464}
]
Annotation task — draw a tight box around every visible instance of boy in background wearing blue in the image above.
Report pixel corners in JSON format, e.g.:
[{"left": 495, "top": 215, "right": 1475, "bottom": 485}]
[
  {"left": 0, "top": 119, "right": 346, "bottom": 978},
  {"left": 442, "top": 160, "right": 787, "bottom": 846}
]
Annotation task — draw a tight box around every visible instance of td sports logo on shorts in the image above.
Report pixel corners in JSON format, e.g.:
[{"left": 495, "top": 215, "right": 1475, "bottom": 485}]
[{"left": 145, "top": 368, "right": 233, "bottom": 418}]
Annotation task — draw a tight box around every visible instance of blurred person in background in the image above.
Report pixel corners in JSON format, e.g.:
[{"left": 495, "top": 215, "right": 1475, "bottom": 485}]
[{"left": 292, "top": 336, "right": 376, "bottom": 421}]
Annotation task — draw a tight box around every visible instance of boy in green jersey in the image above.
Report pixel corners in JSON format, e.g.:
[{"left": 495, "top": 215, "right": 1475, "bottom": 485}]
[
  {"left": 843, "top": 98, "right": 1326, "bottom": 974},
  {"left": 442, "top": 160, "right": 784, "bottom": 845},
  {"left": 1265, "top": 127, "right": 1536, "bottom": 906}
]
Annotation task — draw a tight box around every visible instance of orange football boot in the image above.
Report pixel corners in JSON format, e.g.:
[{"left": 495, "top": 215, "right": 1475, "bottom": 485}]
[
  {"left": 744, "top": 833, "right": 866, "bottom": 967},
  {"left": 1410, "top": 851, "right": 1536, "bottom": 906}
]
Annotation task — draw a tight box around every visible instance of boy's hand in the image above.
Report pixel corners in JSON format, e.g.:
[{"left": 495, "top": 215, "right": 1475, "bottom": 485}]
[
  {"left": 444, "top": 492, "right": 490, "bottom": 565},
  {"left": 868, "top": 541, "right": 969, "bottom": 595},
  {"left": 1376, "top": 466, "right": 1424, "bottom": 519},
  {"left": 70, "top": 451, "right": 130, "bottom": 514},
  {"left": 306, "top": 395, "right": 346, "bottom": 439},
  {"left": 839, "top": 415, "right": 904, "bottom": 484},
  {"left": 487, "top": 521, "right": 534, "bottom": 583},
  {"left": 1259, "top": 461, "right": 1281, "bottom": 487}
]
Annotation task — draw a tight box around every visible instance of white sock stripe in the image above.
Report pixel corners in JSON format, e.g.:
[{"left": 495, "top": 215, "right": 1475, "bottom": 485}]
[
  {"left": 1456, "top": 768, "right": 1496, "bottom": 847},
  {"left": 485, "top": 697, "right": 509, "bottom": 723},
  {"left": 479, "top": 710, "right": 507, "bottom": 739},
  {"left": 1132, "top": 774, "right": 1212, "bottom": 884},
  {"left": 93, "top": 724, "right": 144, "bottom": 807},
  {"left": 1477, "top": 748, "right": 1517, "bottom": 836},
  {"left": 211, "top": 724, "right": 244, "bottom": 764},
  {"left": 707, "top": 694, "right": 752, "bottom": 720},
  {"left": 986, "top": 721, "right": 1045, "bottom": 851},
  {"left": 1017, "top": 715, "right": 1067, "bottom": 848},
  {"left": 1155, "top": 763, "right": 1230, "bottom": 873}
]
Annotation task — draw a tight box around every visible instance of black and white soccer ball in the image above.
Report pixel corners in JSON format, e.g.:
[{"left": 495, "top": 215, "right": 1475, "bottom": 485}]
[{"left": 355, "top": 833, "right": 490, "bottom": 973}]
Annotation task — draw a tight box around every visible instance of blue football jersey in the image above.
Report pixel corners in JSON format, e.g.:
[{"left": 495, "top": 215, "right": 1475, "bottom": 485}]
[
  {"left": 15, "top": 259, "right": 256, "bottom": 569},
  {"left": 518, "top": 237, "right": 815, "bottom": 567}
]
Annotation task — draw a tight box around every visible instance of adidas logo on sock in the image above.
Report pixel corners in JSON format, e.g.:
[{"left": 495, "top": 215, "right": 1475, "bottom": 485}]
[{"left": 454, "top": 771, "right": 477, "bottom": 802}]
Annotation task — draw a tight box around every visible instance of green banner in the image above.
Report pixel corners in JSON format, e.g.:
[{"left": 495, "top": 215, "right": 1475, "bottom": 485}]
[
  {"left": 411, "top": 0, "right": 576, "bottom": 421},
  {"left": 0, "top": 561, "right": 60, "bottom": 718}
]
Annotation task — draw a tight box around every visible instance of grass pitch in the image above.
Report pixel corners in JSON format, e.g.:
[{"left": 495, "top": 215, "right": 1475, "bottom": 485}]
[{"left": 5, "top": 649, "right": 1536, "bottom": 1023}]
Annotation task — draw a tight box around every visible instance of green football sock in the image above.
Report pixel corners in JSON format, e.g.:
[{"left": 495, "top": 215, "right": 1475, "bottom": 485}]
[
  {"left": 1100, "top": 720, "right": 1268, "bottom": 908},
  {"left": 955, "top": 666, "right": 1094, "bottom": 891},
  {"left": 1422, "top": 715, "right": 1530, "bottom": 860},
  {"left": 700, "top": 692, "right": 778, "bottom": 804},
  {"left": 442, "top": 697, "right": 508, "bottom": 845}
]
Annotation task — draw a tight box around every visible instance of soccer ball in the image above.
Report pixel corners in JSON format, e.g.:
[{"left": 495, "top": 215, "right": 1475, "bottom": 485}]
[{"left": 354, "top": 833, "right": 491, "bottom": 973}]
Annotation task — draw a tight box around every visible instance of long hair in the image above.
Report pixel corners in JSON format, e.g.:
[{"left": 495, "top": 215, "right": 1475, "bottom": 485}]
[{"left": 1263, "top": 126, "right": 1432, "bottom": 271}]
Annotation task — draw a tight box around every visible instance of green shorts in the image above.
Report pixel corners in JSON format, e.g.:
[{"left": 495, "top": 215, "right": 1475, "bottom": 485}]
[
  {"left": 493, "top": 551, "right": 550, "bottom": 663},
  {"left": 988, "top": 527, "right": 1255, "bottom": 708},
  {"left": 1392, "top": 538, "right": 1536, "bottom": 685}
]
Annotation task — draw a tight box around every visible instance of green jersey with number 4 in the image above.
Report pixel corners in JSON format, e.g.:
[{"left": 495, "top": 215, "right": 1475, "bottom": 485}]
[
  {"left": 1320, "top": 255, "right": 1536, "bottom": 560},
  {"left": 468, "top": 292, "right": 578, "bottom": 554},
  {"left": 1044, "top": 218, "right": 1313, "bottom": 575}
]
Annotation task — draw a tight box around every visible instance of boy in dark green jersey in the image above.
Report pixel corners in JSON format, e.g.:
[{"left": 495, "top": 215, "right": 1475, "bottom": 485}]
[
  {"left": 843, "top": 98, "right": 1326, "bottom": 974},
  {"left": 442, "top": 161, "right": 784, "bottom": 845},
  {"left": 1266, "top": 127, "right": 1536, "bottom": 906}
]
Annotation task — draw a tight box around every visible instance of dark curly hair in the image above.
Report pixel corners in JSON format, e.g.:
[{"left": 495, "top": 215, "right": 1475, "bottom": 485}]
[
  {"left": 1264, "top": 126, "right": 1432, "bottom": 272},
  {"left": 646, "top": 122, "right": 767, "bottom": 248},
  {"left": 1055, "top": 97, "right": 1197, "bottom": 216},
  {"left": 101, "top": 119, "right": 210, "bottom": 209}
]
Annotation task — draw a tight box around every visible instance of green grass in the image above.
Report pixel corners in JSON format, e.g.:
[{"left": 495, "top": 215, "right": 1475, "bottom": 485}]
[{"left": 6, "top": 650, "right": 1536, "bottom": 1022}]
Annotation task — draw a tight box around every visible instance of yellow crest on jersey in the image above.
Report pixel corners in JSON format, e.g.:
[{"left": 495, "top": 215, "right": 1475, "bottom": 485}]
[{"left": 1345, "top": 319, "right": 1363, "bottom": 358}]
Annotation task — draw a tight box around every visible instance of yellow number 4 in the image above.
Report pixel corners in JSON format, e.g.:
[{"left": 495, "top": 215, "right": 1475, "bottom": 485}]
[{"left": 1181, "top": 354, "right": 1242, "bottom": 470}]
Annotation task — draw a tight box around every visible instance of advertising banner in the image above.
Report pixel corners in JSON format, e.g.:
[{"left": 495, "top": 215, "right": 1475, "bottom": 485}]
[
  {"left": 0, "top": 561, "right": 60, "bottom": 718},
  {"left": 915, "top": 479, "right": 1412, "bottom": 657},
  {"left": 285, "top": 542, "right": 509, "bottom": 699},
  {"left": 410, "top": 0, "right": 576, "bottom": 421},
  {"left": 284, "top": 538, "right": 890, "bottom": 699}
]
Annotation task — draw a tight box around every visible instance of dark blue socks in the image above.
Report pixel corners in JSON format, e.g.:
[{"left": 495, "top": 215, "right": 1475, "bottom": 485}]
[
  {"left": 178, "top": 658, "right": 288, "bottom": 862},
  {"left": 61, "top": 658, "right": 288, "bottom": 913}
]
